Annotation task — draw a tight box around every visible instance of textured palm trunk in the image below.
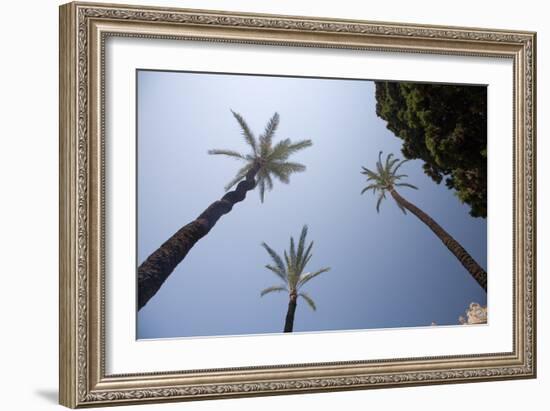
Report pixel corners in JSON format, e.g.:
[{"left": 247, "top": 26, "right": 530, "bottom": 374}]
[
  {"left": 390, "top": 188, "right": 487, "bottom": 292},
  {"left": 284, "top": 292, "right": 298, "bottom": 333},
  {"left": 137, "top": 164, "right": 260, "bottom": 310}
]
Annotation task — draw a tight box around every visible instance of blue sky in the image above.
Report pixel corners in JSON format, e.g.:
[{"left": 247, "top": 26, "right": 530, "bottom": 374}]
[{"left": 136, "top": 70, "right": 487, "bottom": 339}]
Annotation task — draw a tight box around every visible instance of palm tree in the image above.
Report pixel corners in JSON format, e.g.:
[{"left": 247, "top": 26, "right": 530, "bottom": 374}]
[
  {"left": 260, "top": 225, "right": 331, "bottom": 332},
  {"left": 361, "top": 151, "right": 487, "bottom": 292},
  {"left": 138, "top": 111, "right": 312, "bottom": 310}
]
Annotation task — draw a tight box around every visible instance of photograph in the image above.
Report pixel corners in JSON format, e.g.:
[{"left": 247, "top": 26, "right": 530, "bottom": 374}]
[{"left": 136, "top": 70, "right": 488, "bottom": 339}]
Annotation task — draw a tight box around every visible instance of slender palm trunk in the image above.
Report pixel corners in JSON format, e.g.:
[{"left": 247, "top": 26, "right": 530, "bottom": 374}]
[
  {"left": 390, "top": 188, "right": 487, "bottom": 292},
  {"left": 284, "top": 292, "right": 298, "bottom": 333},
  {"left": 137, "top": 164, "right": 260, "bottom": 310}
]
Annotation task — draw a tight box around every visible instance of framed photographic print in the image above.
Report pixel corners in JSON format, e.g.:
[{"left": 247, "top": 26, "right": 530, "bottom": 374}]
[{"left": 59, "top": 1, "right": 537, "bottom": 408}]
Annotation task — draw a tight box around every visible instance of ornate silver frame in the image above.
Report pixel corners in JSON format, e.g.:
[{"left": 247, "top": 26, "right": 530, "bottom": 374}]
[{"left": 59, "top": 1, "right": 536, "bottom": 408}]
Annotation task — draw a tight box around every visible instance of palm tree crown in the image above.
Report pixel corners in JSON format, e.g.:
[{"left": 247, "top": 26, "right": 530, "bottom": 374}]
[
  {"left": 361, "top": 151, "right": 418, "bottom": 213},
  {"left": 208, "top": 110, "right": 312, "bottom": 202},
  {"left": 260, "top": 225, "right": 330, "bottom": 311}
]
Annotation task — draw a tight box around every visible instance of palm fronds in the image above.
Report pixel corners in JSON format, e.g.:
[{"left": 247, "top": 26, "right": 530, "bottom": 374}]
[
  {"left": 207, "top": 149, "right": 245, "bottom": 160},
  {"left": 259, "top": 112, "right": 280, "bottom": 156},
  {"left": 230, "top": 109, "right": 257, "bottom": 153},
  {"left": 209, "top": 111, "right": 312, "bottom": 202},
  {"left": 361, "top": 151, "right": 417, "bottom": 213},
  {"left": 297, "top": 267, "right": 331, "bottom": 288},
  {"left": 261, "top": 242, "right": 286, "bottom": 276},
  {"left": 259, "top": 225, "right": 330, "bottom": 311},
  {"left": 260, "top": 285, "right": 288, "bottom": 297},
  {"left": 223, "top": 163, "right": 253, "bottom": 191},
  {"left": 298, "top": 292, "right": 317, "bottom": 311}
]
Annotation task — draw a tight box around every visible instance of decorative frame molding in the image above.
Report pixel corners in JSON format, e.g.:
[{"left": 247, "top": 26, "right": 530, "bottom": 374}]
[{"left": 59, "top": 2, "right": 536, "bottom": 408}]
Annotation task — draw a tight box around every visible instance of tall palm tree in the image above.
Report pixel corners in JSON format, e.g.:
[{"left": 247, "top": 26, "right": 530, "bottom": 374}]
[
  {"left": 361, "top": 152, "right": 487, "bottom": 292},
  {"left": 260, "top": 225, "right": 331, "bottom": 332},
  {"left": 138, "top": 111, "right": 312, "bottom": 310}
]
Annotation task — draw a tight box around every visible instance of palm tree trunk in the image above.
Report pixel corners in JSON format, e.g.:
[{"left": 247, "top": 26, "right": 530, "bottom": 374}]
[
  {"left": 390, "top": 188, "right": 487, "bottom": 292},
  {"left": 284, "top": 293, "right": 298, "bottom": 333},
  {"left": 137, "top": 164, "right": 260, "bottom": 310}
]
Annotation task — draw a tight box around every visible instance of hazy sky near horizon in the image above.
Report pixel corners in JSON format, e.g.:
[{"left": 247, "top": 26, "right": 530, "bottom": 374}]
[{"left": 136, "top": 70, "right": 487, "bottom": 339}]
